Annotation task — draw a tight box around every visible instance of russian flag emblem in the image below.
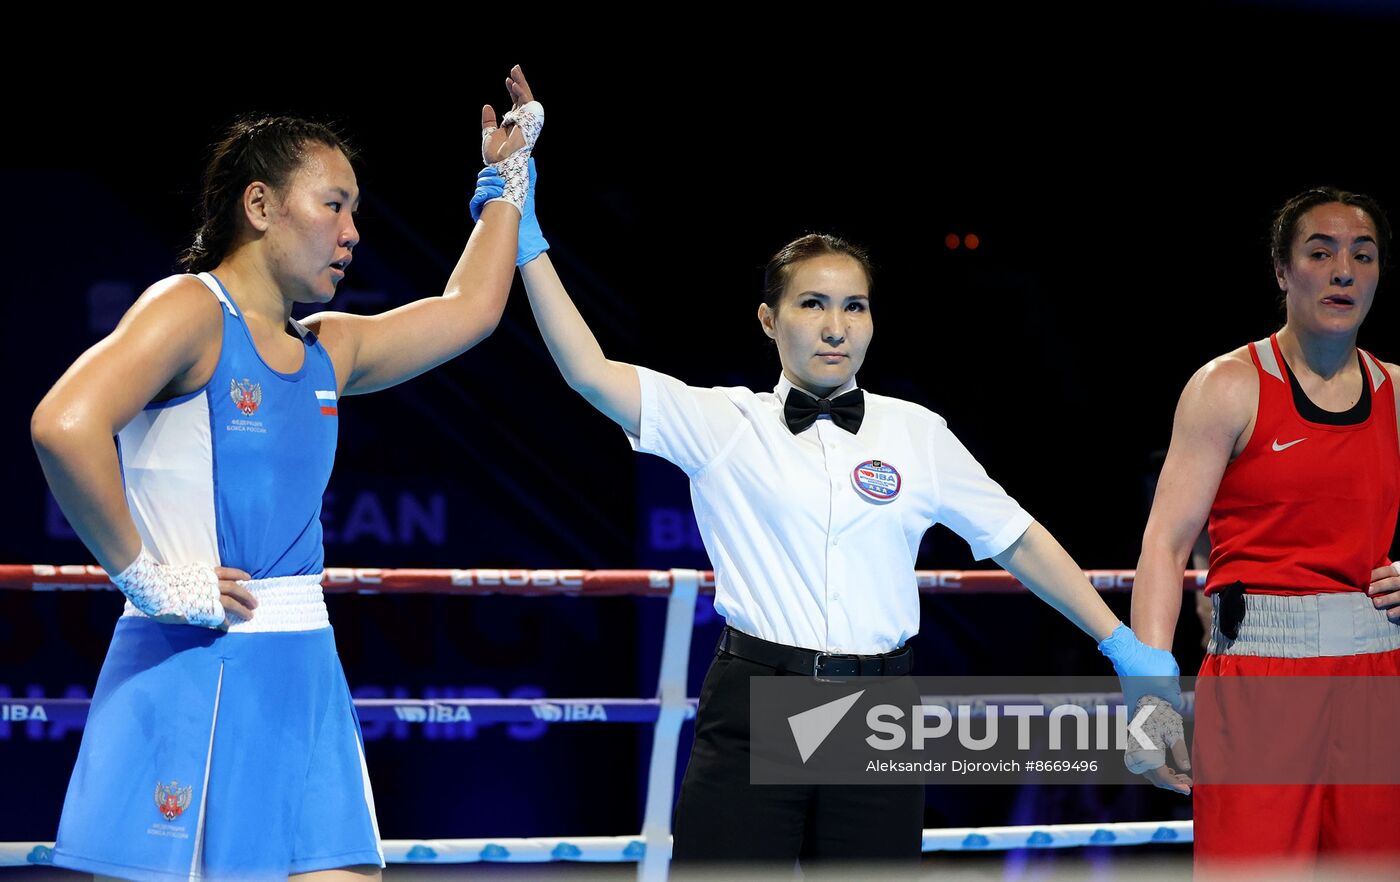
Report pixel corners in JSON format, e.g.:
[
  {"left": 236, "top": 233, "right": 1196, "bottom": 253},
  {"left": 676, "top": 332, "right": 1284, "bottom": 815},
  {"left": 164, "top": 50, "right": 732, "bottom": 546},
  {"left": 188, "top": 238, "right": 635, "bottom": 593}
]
[{"left": 315, "top": 390, "right": 338, "bottom": 416}]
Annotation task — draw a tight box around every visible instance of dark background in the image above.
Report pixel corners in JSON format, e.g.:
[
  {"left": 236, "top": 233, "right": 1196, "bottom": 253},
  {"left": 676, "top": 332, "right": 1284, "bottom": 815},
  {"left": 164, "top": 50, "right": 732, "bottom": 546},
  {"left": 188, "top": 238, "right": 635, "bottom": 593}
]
[{"left": 3, "top": 3, "right": 1398, "bottom": 869}]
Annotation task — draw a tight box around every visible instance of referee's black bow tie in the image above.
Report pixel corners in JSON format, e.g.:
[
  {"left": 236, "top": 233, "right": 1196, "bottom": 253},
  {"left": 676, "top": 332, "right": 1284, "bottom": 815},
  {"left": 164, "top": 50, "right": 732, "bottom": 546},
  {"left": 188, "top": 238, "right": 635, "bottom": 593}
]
[{"left": 784, "top": 388, "right": 865, "bottom": 435}]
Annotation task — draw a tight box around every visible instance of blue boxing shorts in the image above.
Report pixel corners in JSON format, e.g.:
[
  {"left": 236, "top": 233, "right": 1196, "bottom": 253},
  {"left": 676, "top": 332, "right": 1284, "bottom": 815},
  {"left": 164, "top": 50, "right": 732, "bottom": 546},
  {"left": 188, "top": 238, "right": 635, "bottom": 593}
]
[{"left": 52, "top": 574, "right": 383, "bottom": 881}]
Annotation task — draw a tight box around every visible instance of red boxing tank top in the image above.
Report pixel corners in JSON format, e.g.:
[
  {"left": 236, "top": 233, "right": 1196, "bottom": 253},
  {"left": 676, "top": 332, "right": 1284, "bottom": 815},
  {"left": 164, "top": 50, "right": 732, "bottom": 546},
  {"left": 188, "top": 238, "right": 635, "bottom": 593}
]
[{"left": 1206, "top": 335, "right": 1400, "bottom": 595}]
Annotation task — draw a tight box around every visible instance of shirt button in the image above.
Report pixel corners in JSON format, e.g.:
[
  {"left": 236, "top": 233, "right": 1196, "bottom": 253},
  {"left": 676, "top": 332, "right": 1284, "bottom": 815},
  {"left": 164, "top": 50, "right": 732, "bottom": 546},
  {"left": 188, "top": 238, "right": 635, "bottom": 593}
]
[
  {"left": 831, "top": 535, "right": 840, "bottom": 546},
  {"left": 833, "top": 592, "right": 842, "bottom": 601}
]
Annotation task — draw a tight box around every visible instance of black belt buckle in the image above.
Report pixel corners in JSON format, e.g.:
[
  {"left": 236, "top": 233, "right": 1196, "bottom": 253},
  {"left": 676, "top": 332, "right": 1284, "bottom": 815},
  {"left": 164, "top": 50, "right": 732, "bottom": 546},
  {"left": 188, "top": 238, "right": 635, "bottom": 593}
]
[{"left": 814, "top": 652, "right": 865, "bottom": 682}]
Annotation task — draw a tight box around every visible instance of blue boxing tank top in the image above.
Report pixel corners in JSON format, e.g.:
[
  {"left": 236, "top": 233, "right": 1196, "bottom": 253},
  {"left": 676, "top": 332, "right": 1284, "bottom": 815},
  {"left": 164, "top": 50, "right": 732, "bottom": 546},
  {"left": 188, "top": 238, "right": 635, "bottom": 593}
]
[{"left": 115, "top": 272, "right": 339, "bottom": 578}]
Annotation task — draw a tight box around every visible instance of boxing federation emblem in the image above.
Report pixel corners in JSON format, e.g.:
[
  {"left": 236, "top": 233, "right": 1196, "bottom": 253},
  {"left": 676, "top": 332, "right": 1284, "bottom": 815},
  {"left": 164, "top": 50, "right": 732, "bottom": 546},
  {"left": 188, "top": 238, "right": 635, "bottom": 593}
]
[
  {"left": 852, "top": 460, "right": 901, "bottom": 502},
  {"left": 153, "top": 781, "right": 192, "bottom": 821},
  {"left": 230, "top": 379, "right": 262, "bottom": 416}
]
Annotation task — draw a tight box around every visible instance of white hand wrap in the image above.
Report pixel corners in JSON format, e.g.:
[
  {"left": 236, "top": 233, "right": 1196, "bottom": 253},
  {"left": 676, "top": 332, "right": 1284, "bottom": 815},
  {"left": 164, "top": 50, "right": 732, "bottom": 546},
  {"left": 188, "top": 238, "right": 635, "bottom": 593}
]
[
  {"left": 112, "top": 548, "right": 224, "bottom": 628},
  {"left": 480, "top": 100, "right": 543, "bottom": 214},
  {"left": 1124, "top": 694, "right": 1186, "bottom": 774}
]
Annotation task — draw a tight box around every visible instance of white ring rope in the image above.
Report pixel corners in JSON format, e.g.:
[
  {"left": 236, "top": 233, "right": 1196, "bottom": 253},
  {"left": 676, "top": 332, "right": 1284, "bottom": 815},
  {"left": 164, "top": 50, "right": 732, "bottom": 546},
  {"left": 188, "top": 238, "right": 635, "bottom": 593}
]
[{"left": 3, "top": 821, "right": 1194, "bottom": 867}]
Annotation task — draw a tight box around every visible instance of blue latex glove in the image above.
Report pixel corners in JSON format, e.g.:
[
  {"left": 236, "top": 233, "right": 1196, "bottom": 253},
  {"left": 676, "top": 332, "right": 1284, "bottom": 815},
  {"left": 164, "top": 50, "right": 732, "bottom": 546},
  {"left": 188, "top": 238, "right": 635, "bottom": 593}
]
[
  {"left": 517, "top": 157, "right": 549, "bottom": 266},
  {"left": 1097, "top": 623, "right": 1184, "bottom": 713},
  {"left": 470, "top": 168, "right": 505, "bottom": 223}
]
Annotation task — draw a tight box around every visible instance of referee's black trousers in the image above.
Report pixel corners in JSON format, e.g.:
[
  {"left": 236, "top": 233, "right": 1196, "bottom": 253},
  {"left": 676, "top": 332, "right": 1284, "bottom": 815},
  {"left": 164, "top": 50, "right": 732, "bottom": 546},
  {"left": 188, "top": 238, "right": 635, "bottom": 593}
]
[{"left": 671, "top": 646, "right": 924, "bottom": 873}]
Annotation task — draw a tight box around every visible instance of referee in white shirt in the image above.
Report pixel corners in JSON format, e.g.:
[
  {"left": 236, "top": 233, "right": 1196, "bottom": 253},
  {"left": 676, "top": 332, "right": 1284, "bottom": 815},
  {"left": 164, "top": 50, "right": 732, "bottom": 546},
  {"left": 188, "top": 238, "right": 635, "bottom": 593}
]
[{"left": 515, "top": 202, "right": 1182, "bottom": 869}]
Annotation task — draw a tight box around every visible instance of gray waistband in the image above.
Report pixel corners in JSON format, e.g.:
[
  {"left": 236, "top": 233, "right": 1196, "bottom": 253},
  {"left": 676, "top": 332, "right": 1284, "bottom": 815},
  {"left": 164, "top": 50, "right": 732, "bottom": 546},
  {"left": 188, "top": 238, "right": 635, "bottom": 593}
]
[{"left": 1208, "top": 591, "right": 1400, "bottom": 658}]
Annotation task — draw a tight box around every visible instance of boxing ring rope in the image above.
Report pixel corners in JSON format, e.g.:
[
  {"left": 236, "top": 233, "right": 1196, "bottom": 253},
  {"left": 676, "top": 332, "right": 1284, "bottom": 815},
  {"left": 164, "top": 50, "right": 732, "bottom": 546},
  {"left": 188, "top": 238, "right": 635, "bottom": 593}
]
[
  {"left": 0, "top": 565, "right": 1203, "bottom": 595},
  {"left": 0, "top": 566, "right": 1203, "bottom": 877}
]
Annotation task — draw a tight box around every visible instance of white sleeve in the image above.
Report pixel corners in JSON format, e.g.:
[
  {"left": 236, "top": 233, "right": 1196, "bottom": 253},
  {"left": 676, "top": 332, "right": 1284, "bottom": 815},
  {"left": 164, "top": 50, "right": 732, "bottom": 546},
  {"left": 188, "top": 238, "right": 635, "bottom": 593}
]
[
  {"left": 625, "top": 366, "right": 745, "bottom": 476},
  {"left": 929, "top": 415, "right": 1034, "bottom": 560}
]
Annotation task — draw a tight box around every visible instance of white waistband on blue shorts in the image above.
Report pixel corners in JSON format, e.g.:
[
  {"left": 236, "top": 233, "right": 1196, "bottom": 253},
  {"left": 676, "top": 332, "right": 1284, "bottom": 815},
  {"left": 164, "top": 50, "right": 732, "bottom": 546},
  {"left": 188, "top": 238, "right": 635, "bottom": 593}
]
[
  {"left": 1209, "top": 590, "right": 1400, "bottom": 658},
  {"left": 121, "top": 572, "right": 329, "bottom": 633}
]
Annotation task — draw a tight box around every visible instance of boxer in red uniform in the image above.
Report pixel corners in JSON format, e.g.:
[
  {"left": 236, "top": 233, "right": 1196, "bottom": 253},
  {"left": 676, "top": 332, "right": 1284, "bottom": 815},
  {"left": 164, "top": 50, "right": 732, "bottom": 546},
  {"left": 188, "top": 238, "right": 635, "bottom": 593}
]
[{"left": 1130, "top": 187, "right": 1400, "bottom": 875}]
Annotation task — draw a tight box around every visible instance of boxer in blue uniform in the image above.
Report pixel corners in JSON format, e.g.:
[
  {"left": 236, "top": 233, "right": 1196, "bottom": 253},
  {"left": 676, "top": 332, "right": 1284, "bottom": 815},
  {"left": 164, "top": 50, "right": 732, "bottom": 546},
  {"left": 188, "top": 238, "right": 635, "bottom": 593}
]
[{"left": 30, "top": 67, "right": 541, "bottom": 881}]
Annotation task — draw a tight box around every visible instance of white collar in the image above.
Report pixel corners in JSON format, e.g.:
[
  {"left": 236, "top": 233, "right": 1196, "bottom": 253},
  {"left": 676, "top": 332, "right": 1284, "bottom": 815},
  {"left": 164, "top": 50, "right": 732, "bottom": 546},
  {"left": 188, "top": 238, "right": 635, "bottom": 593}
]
[{"left": 775, "top": 373, "right": 860, "bottom": 403}]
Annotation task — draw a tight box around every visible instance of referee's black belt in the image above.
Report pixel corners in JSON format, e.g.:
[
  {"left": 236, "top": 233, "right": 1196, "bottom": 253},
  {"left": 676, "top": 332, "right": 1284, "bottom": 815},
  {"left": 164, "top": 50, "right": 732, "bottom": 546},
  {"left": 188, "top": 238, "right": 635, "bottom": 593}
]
[{"left": 718, "top": 626, "right": 912, "bottom": 678}]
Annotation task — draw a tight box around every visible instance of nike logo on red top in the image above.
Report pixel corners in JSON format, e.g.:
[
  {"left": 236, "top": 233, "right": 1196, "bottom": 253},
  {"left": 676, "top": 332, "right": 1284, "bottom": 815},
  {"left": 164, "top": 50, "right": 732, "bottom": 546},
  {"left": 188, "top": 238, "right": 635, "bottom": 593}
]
[{"left": 1271, "top": 438, "right": 1306, "bottom": 452}]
